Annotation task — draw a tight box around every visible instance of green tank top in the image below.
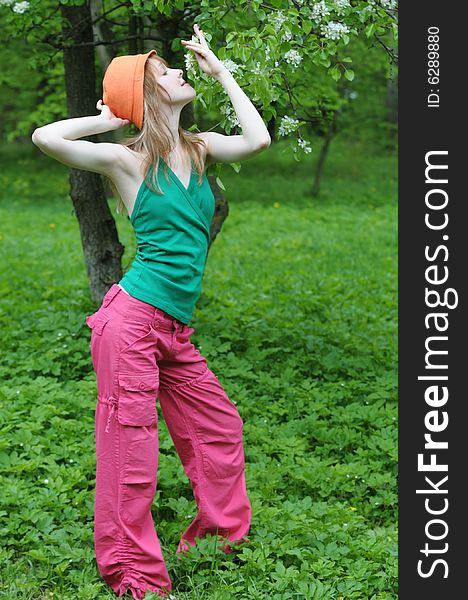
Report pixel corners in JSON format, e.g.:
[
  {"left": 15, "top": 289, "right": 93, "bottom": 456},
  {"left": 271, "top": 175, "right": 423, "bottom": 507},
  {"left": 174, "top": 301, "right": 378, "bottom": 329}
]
[{"left": 118, "top": 158, "right": 215, "bottom": 325}]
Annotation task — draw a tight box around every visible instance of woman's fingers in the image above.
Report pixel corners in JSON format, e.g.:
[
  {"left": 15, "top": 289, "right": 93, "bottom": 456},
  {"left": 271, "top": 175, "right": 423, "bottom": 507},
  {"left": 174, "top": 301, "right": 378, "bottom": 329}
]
[
  {"left": 182, "top": 41, "right": 208, "bottom": 57},
  {"left": 194, "top": 24, "right": 209, "bottom": 47}
]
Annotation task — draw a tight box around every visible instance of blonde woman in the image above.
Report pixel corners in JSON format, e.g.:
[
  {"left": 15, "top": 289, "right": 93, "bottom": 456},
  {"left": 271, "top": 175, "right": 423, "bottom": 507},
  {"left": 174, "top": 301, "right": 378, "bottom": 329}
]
[{"left": 32, "top": 23, "right": 271, "bottom": 600}]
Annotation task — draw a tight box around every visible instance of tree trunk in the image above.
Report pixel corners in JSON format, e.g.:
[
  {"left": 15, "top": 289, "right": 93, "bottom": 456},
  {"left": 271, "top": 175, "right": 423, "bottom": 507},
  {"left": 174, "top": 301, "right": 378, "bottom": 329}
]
[
  {"left": 267, "top": 101, "right": 278, "bottom": 142},
  {"left": 60, "top": 3, "right": 125, "bottom": 303},
  {"left": 312, "top": 110, "right": 337, "bottom": 197},
  {"left": 89, "top": 0, "right": 114, "bottom": 69}
]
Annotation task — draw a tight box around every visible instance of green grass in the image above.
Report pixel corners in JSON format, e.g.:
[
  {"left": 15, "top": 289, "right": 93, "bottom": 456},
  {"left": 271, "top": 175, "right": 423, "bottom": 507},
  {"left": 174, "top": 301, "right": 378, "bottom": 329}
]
[{"left": 0, "top": 134, "right": 397, "bottom": 599}]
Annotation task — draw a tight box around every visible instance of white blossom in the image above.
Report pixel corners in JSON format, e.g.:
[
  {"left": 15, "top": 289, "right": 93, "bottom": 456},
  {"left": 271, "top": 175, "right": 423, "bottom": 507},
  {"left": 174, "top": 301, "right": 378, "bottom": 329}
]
[
  {"left": 321, "top": 21, "right": 350, "bottom": 40},
  {"left": 268, "top": 10, "right": 288, "bottom": 32},
  {"left": 184, "top": 34, "right": 205, "bottom": 73},
  {"left": 184, "top": 51, "right": 197, "bottom": 73},
  {"left": 0, "top": 0, "right": 14, "bottom": 6},
  {"left": 278, "top": 115, "right": 300, "bottom": 137},
  {"left": 284, "top": 49, "right": 303, "bottom": 68},
  {"left": 381, "top": 0, "right": 397, "bottom": 8},
  {"left": 281, "top": 30, "right": 293, "bottom": 42},
  {"left": 363, "top": 0, "right": 377, "bottom": 14},
  {"left": 12, "top": 0, "right": 29, "bottom": 12},
  {"left": 220, "top": 59, "right": 241, "bottom": 75},
  {"left": 298, "top": 138, "right": 312, "bottom": 153},
  {"left": 311, "top": 1, "right": 331, "bottom": 22},
  {"left": 334, "top": 0, "right": 350, "bottom": 15},
  {"left": 251, "top": 61, "right": 263, "bottom": 75},
  {"left": 220, "top": 103, "right": 240, "bottom": 128}
]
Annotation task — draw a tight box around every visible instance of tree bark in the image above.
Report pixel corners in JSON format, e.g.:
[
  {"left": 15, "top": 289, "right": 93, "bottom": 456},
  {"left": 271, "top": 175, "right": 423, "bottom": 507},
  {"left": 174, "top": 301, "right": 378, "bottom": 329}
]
[
  {"left": 89, "top": 0, "right": 114, "bottom": 69},
  {"left": 60, "top": 2, "right": 125, "bottom": 303},
  {"left": 312, "top": 110, "right": 337, "bottom": 197}
]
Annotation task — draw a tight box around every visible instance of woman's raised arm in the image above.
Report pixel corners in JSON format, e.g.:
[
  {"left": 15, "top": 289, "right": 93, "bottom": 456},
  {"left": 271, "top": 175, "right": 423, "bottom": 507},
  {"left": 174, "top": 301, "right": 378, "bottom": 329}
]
[
  {"left": 31, "top": 102, "right": 128, "bottom": 176},
  {"left": 182, "top": 25, "right": 271, "bottom": 164}
]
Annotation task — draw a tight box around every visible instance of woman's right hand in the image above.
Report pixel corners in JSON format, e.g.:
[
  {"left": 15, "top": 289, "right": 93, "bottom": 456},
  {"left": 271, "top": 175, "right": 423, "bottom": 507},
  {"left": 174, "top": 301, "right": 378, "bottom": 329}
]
[{"left": 96, "top": 99, "right": 130, "bottom": 130}]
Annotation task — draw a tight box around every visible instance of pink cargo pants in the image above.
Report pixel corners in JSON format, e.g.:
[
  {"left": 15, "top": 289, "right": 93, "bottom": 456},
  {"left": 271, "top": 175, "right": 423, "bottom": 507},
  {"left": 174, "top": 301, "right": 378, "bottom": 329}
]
[{"left": 85, "top": 283, "right": 252, "bottom": 599}]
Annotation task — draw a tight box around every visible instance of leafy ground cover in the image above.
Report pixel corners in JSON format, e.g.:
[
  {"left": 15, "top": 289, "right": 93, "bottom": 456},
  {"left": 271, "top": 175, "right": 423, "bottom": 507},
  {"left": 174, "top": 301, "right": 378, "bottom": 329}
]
[{"left": 0, "top": 135, "right": 397, "bottom": 599}]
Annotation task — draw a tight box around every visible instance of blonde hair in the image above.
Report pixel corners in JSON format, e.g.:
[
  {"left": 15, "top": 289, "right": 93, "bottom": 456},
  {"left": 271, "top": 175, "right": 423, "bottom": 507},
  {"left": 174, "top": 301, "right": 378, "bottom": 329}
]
[{"left": 107, "top": 54, "right": 207, "bottom": 216}]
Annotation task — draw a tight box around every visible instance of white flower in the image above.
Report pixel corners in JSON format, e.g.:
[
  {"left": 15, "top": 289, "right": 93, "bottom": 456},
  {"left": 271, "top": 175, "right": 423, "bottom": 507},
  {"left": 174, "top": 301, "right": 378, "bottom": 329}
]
[
  {"left": 220, "top": 103, "right": 240, "bottom": 128},
  {"left": 12, "top": 0, "right": 29, "bottom": 13},
  {"left": 268, "top": 10, "right": 287, "bottom": 32},
  {"left": 284, "top": 49, "right": 303, "bottom": 68},
  {"left": 298, "top": 138, "right": 312, "bottom": 154},
  {"left": 278, "top": 115, "right": 300, "bottom": 137},
  {"left": 311, "top": 1, "right": 331, "bottom": 22},
  {"left": 184, "top": 51, "right": 197, "bottom": 73},
  {"left": 381, "top": 0, "right": 397, "bottom": 8},
  {"left": 0, "top": 0, "right": 14, "bottom": 6},
  {"left": 220, "top": 59, "right": 241, "bottom": 74},
  {"left": 321, "top": 21, "right": 350, "bottom": 40},
  {"left": 334, "top": 0, "right": 350, "bottom": 15},
  {"left": 43, "top": 479, "right": 49, "bottom": 484},
  {"left": 281, "top": 30, "right": 293, "bottom": 42},
  {"left": 251, "top": 61, "right": 263, "bottom": 75}
]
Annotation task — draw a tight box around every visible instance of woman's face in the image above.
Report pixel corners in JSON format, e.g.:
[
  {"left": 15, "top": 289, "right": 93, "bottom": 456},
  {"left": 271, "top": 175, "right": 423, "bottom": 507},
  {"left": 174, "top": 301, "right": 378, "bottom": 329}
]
[{"left": 152, "top": 60, "right": 195, "bottom": 105}]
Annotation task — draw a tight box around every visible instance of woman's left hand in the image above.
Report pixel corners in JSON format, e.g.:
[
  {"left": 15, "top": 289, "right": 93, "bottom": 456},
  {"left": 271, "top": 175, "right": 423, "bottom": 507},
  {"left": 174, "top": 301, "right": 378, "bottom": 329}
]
[{"left": 181, "top": 24, "right": 227, "bottom": 79}]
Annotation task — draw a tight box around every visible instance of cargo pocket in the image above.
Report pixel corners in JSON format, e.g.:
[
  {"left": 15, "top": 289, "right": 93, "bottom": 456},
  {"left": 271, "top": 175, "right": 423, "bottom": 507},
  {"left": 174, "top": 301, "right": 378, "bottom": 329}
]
[
  {"left": 199, "top": 417, "right": 245, "bottom": 480},
  {"left": 86, "top": 312, "right": 110, "bottom": 335},
  {"left": 117, "top": 372, "right": 159, "bottom": 426},
  {"left": 120, "top": 432, "right": 158, "bottom": 530},
  {"left": 87, "top": 313, "right": 111, "bottom": 373},
  {"left": 200, "top": 436, "right": 245, "bottom": 480}
]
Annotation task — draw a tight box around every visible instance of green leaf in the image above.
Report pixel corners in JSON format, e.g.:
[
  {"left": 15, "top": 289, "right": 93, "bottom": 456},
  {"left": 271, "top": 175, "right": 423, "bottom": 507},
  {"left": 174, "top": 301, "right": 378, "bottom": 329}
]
[
  {"left": 216, "top": 176, "right": 226, "bottom": 191},
  {"left": 330, "top": 65, "right": 341, "bottom": 81},
  {"left": 366, "top": 23, "right": 376, "bottom": 38},
  {"left": 344, "top": 69, "right": 355, "bottom": 81}
]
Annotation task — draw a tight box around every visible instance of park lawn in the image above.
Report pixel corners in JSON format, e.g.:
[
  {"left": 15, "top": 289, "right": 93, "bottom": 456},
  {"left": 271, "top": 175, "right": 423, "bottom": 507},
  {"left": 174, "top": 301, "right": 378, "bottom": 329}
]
[{"left": 0, "top": 134, "right": 397, "bottom": 599}]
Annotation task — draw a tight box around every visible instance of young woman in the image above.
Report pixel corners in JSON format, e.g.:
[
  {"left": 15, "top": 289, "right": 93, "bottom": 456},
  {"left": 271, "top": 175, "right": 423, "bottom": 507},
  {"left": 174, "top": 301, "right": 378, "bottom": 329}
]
[{"left": 32, "top": 23, "right": 270, "bottom": 600}]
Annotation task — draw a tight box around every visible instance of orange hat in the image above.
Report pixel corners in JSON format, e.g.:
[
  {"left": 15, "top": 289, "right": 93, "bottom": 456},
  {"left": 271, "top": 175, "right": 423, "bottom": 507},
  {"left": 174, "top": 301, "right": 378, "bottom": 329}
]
[{"left": 102, "top": 49, "right": 158, "bottom": 130}]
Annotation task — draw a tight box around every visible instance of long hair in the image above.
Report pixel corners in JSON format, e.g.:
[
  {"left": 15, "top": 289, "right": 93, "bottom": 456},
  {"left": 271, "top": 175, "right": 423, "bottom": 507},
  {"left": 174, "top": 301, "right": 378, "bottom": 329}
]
[{"left": 107, "top": 54, "right": 207, "bottom": 216}]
